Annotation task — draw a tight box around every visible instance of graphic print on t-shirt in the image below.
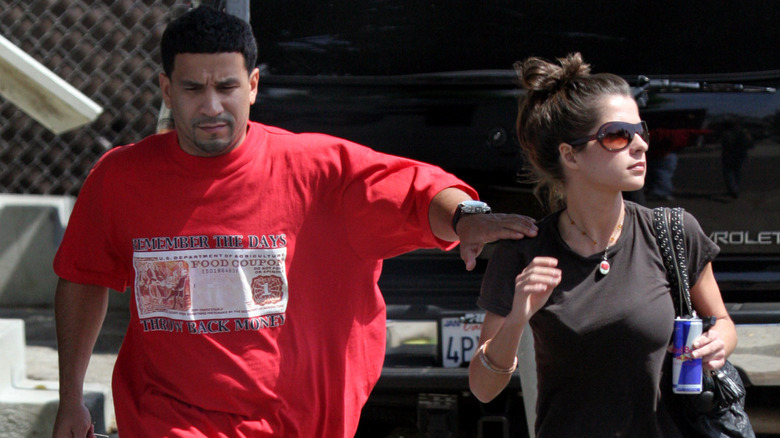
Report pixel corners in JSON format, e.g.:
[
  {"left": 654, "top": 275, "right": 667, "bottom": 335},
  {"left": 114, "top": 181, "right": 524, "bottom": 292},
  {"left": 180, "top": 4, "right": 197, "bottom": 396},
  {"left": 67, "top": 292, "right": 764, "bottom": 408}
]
[
  {"left": 133, "top": 247, "right": 288, "bottom": 321},
  {"left": 135, "top": 259, "right": 192, "bottom": 312}
]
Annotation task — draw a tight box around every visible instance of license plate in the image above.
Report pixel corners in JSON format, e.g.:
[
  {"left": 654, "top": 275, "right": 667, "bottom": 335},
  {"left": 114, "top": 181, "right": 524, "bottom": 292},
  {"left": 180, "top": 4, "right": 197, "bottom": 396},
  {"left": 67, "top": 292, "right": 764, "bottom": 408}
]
[{"left": 440, "top": 312, "right": 484, "bottom": 368}]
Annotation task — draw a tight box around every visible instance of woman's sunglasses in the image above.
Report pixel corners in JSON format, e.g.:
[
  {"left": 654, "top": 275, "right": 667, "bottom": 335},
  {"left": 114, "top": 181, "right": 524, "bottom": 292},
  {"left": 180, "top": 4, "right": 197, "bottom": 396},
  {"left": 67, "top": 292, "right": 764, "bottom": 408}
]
[{"left": 566, "top": 120, "right": 649, "bottom": 151}]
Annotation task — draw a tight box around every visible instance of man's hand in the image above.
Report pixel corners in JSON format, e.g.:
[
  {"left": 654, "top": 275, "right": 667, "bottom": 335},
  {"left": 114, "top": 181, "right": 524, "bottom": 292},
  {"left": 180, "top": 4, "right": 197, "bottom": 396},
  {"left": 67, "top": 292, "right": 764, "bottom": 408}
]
[
  {"left": 52, "top": 401, "right": 94, "bottom": 438},
  {"left": 427, "top": 188, "right": 538, "bottom": 270},
  {"left": 456, "top": 213, "right": 538, "bottom": 271}
]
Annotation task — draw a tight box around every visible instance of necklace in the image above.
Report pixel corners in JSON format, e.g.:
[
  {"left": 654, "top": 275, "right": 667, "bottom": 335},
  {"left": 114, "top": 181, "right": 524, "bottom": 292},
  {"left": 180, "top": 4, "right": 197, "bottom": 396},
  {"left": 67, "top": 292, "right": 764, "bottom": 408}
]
[{"left": 564, "top": 208, "right": 625, "bottom": 275}]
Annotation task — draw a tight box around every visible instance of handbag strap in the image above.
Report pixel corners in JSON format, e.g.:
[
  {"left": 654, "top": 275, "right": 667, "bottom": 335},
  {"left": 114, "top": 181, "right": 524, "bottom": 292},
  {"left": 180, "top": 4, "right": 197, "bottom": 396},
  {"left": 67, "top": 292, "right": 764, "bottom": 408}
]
[{"left": 652, "top": 207, "right": 695, "bottom": 318}]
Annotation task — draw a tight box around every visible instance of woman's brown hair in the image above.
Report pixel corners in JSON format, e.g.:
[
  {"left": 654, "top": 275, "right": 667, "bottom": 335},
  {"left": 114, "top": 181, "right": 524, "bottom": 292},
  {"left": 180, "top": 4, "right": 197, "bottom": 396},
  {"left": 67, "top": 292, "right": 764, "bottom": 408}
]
[{"left": 514, "top": 53, "right": 631, "bottom": 211}]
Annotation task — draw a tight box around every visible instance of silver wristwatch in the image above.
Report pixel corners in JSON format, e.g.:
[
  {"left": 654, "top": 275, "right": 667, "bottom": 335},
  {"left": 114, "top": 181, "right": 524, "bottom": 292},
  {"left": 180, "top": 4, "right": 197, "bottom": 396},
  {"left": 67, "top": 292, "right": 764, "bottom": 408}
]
[{"left": 452, "top": 200, "right": 491, "bottom": 233}]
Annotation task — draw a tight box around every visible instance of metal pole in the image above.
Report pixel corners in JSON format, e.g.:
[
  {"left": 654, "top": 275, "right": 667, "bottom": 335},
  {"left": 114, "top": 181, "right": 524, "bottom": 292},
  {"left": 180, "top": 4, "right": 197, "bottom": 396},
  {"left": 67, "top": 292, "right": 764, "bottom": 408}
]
[
  {"left": 518, "top": 324, "right": 537, "bottom": 438},
  {"left": 224, "top": 0, "right": 250, "bottom": 22}
]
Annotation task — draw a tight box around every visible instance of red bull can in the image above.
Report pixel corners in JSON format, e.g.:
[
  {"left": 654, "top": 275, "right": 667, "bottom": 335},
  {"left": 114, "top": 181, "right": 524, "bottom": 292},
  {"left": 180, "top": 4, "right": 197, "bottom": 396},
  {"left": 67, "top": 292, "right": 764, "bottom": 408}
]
[{"left": 672, "top": 317, "right": 703, "bottom": 394}]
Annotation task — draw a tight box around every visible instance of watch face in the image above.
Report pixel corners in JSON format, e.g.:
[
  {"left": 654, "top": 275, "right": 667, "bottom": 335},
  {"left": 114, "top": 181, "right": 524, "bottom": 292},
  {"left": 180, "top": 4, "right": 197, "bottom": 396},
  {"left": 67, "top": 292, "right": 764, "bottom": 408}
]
[{"left": 461, "top": 200, "right": 490, "bottom": 213}]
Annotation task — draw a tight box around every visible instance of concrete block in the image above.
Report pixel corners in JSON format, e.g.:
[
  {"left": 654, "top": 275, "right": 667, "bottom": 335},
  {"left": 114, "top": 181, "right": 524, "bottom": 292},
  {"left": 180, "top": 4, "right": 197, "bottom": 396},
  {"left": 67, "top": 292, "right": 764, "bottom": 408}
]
[
  {"left": 0, "top": 194, "right": 130, "bottom": 309},
  {"left": 0, "top": 319, "right": 112, "bottom": 437},
  {"left": 0, "top": 195, "right": 72, "bottom": 307},
  {"left": 0, "top": 319, "right": 27, "bottom": 387}
]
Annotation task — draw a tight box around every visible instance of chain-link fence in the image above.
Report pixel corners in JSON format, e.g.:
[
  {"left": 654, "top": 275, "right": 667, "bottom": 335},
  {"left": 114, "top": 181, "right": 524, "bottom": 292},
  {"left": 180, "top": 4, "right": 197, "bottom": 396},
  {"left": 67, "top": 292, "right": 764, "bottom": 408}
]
[{"left": 0, "top": 0, "right": 177, "bottom": 195}]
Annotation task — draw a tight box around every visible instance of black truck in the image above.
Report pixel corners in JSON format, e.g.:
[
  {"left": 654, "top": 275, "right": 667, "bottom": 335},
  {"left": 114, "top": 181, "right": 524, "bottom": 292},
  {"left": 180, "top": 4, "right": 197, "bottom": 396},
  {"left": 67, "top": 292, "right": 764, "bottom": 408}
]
[{"left": 248, "top": 2, "right": 780, "bottom": 436}]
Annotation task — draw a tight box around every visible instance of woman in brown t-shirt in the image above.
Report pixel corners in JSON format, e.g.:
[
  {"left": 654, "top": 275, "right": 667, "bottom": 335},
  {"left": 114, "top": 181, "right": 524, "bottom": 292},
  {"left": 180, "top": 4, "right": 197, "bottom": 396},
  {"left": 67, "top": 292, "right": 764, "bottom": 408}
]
[{"left": 468, "top": 53, "right": 736, "bottom": 438}]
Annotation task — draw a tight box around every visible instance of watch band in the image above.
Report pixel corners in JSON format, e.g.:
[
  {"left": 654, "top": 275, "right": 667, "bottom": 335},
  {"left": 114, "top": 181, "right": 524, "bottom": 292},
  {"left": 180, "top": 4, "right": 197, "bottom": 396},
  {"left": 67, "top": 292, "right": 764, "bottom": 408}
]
[
  {"left": 452, "top": 200, "right": 491, "bottom": 234},
  {"left": 452, "top": 206, "right": 465, "bottom": 233}
]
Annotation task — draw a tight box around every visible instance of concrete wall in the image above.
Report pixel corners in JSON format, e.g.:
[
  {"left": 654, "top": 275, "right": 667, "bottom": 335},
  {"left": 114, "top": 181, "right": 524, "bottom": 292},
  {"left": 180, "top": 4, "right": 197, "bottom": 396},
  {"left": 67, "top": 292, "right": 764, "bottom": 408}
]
[
  {"left": 0, "top": 194, "right": 72, "bottom": 307},
  {"left": 0, "top": 194, "right": 129, "bottom": 309}
]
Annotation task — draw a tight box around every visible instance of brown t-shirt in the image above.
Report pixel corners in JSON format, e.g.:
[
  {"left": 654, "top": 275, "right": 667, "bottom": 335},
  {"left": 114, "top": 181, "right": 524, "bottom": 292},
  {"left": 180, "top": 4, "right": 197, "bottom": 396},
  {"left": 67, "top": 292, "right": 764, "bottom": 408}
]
[{"left": 478, "top": 202, "right": 719, "bottom": 438}]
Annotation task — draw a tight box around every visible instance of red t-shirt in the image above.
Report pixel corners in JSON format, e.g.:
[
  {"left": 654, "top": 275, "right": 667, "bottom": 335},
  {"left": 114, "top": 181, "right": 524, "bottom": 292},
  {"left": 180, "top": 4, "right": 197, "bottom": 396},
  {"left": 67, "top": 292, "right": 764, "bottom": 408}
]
[{"left": 54, "top": 122, "right": 475, "bottom": 437}]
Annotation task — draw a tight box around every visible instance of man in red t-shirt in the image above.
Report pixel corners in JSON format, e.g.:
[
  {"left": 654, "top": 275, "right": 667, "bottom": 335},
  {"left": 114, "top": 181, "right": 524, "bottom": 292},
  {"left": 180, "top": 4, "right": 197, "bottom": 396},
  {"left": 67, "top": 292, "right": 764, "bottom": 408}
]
[{"left": 52, "top": 6, "right": 537, "bottom": 438}]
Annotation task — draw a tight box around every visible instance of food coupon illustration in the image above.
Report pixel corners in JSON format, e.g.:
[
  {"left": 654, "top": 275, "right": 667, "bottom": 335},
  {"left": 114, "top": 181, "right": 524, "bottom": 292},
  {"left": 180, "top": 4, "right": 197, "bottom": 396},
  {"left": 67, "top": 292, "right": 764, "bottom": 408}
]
[{"left": 133, "top": 248, "right": 288, "bottom": 321}]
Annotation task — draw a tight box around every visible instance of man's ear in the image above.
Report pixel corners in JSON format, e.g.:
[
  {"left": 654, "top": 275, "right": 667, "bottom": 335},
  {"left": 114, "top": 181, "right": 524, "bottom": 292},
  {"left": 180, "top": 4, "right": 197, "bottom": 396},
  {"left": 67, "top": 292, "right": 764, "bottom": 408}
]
[
  {"left": 559, "top": 142, "right": 579, "bottom": 170},
  {"left": 248, "top": 67, "right": 260, "bottom": 105},
  {"left": 159, "top": 72, "right": 172, "bottom": 109}
]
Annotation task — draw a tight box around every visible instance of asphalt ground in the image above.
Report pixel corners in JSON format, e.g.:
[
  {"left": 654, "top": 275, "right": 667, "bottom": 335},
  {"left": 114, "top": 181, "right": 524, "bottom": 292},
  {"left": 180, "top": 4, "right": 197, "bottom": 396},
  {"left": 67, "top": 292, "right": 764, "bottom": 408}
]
[{"left": 2, "top": 307, "right": 779, "bottom": 436}]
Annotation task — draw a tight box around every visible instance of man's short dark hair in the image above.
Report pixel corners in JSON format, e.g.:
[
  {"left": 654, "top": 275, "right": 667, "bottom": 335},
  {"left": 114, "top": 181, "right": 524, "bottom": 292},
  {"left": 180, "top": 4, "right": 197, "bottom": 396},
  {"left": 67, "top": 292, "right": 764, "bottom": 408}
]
[{"left": 160, "top": 6, "right": 257, "bottom": 77}]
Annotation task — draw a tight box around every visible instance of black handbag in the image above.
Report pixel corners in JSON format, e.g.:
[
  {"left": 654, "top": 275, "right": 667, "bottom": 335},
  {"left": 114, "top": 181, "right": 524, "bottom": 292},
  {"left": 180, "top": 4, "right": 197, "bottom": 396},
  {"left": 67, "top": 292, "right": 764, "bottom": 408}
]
[{"left": 652, "top": 207, "right": 755, "bottom": 438}]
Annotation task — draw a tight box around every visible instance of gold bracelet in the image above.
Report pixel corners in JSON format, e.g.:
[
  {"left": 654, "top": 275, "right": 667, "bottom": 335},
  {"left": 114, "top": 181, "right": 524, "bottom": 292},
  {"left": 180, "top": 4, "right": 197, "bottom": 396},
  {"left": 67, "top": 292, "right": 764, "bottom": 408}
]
[{"left": 477, "top": 339, "right": 517, "bottom": 375}]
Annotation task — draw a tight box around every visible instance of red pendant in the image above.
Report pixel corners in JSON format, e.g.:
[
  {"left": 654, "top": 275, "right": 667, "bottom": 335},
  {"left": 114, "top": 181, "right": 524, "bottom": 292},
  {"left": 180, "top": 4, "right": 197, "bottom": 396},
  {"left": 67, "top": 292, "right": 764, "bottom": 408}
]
[{"left": 599, "top": 260, "right": 611, "bottom": 275}]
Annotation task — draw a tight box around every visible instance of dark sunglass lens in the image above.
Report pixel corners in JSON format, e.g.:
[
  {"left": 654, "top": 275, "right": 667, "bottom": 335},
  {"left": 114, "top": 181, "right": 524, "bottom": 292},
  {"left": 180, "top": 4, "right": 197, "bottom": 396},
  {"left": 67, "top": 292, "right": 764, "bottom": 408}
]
[{"left": 600, "top": 128, "right": 631, "bottom": 150}]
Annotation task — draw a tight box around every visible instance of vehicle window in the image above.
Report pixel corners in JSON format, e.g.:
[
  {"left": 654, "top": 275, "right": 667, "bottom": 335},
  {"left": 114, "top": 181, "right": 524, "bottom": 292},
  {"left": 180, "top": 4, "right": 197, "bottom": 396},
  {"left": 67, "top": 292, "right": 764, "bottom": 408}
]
[{"left": 251, "top": 1, "right": 780, "bottom": 76}]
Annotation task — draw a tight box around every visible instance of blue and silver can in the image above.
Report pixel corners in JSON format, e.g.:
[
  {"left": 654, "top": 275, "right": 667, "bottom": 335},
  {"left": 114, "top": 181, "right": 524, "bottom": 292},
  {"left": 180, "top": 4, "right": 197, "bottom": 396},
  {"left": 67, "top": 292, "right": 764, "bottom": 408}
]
[{"left": 672, "top": 316, "right": 703, "bottom": 394}]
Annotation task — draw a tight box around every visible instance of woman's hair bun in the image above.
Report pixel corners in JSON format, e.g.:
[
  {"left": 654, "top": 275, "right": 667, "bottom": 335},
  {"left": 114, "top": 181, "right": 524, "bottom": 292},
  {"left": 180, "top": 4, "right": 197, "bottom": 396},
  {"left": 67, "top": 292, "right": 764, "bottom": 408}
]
[{"left": 515, "top": 52, "right": 591, "bottom": 93}]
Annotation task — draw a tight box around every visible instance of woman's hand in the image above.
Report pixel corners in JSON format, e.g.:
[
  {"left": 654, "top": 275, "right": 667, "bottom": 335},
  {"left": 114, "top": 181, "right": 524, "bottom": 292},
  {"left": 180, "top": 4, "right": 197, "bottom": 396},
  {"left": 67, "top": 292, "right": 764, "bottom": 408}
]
[
  {"left": 693, "top": 328, "right": 728, "bottom": 370},
  {"left": 689, "top": 263, "right": 737, "bottom": 363},
  {"left": 508, "top": 256, "right": 561, "bottom": 323}
]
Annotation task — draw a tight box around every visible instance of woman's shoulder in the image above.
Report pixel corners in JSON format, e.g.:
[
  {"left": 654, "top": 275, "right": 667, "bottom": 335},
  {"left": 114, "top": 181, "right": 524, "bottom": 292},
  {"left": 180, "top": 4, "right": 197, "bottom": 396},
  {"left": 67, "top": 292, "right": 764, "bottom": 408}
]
[
  {"left": 493, "top": 210, "right": 561, "bottom": 253},
  {"left": 625, "top": 200, "right": 653, "bottom": 221},
  {"left": 625, "top": 200, "right": 704, "bottom": 231}
]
